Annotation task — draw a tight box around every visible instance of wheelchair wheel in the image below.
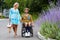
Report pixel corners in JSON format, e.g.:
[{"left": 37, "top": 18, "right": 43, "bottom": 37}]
[
  {"left": 21, "top": 23, "right": 25, "bottom": 37},
  {"left": 21, "top": 28, "right": 26, "bottom": 37},
  {"left": 21, "top": 28, "right": 23, "bottom": 37},
  {"left": 31, "top": 29, "right": 33, "bottom": 37},
  {"left": 30, "top": 27, "right": 33, "bottom": 37}
]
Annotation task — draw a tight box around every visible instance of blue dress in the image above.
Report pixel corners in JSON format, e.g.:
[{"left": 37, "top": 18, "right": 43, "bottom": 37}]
[{"left": 9, "top": 8, "right": 21, "bottom": 25}]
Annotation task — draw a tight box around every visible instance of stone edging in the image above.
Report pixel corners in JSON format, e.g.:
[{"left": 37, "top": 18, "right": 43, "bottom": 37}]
[
  {"left": 37, "top": 32, "right": 46, "bottom": 40},
  {"left": 37, "top": 32, "right": 56, "bottom": 40}
]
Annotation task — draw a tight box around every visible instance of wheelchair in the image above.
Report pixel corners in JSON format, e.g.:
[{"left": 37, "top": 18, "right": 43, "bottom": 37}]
[{"left": 21, "top": 23, "right": 33, "bottom": 37}]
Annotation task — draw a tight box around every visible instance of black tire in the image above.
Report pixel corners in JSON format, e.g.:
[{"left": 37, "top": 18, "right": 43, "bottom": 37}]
[
  {"left": 31, "top": 29, "right": 33, "bottom": 37},
  {"left": 30, "top": 27, "right": 33, "bottom": 37},
  {"left": 21, "top": 27, "right": 26, "bottom": 37},
  {"left": 21, "top": 28, "right": 24, "bottom": 37},
  {"left": 21, "top": 23, "right": 25, "bottom": 37}
]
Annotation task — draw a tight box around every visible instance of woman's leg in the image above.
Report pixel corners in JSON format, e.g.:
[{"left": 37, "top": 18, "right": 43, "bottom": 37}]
[
  {"left": 12, "top": 24, "right": 18, "bottom": 36},
  {"left": 15, "top": 25, "right": 18, "bottom": 35}
]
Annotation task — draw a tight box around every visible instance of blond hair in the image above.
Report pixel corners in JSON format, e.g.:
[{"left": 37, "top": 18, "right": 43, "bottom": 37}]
[{"left": 13, "top": 2, "right": 19, "bottom": 7}]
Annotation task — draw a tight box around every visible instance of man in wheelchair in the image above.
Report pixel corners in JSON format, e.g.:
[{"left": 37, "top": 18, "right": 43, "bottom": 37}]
[{"left": 21, "top": 8, "right": 34, "bottom": 37}]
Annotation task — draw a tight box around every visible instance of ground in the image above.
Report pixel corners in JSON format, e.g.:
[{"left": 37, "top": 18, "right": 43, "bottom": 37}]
[{"left": 0, "top": 19, "right": 40, "bottom": 40}]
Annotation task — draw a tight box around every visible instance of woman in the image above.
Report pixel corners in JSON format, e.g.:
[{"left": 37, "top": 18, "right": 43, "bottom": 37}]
[{"left": 9, "top": 2, "right": 21, "bottom": 37}]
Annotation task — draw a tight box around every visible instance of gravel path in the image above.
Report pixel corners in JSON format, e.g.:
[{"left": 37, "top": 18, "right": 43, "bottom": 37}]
[{"left": 0, "top": 19, "right": 40, "bottom": 40}]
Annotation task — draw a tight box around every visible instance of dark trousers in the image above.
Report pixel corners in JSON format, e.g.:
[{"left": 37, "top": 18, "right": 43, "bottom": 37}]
[
  {"left": 22, "top": 23, "right": 33, "bottom": 33},
  {"left": 25, "top": 26, "right": 32, "bottom": 32}
]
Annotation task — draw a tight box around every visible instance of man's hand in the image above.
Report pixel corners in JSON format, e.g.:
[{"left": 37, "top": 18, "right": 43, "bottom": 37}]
[
  {"left": 29, "top": 22, "right": 34, "bottom": 27},
  {"left": 32, "top": 23, "right": 34, "bottom": 27},
  {"left": 25, "top": 22, "right": 27, "bottom": 27}
]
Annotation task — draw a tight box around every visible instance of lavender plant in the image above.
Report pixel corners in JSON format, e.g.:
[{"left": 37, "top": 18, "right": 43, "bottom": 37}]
[
  {"left": 40, "top": 7, "right": 60, "bottom": 40},
  {"left": 40, "top": 7, "right": 60, "bottom": 27}
]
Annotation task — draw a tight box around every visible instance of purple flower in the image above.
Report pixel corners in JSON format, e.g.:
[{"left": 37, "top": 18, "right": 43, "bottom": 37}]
[{"left": 38, "top": 7, "right": 60, "bottom": 28}]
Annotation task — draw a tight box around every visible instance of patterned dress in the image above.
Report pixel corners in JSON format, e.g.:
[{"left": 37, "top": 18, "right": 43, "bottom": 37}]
[{"left": 9, "top": 8, "right": 21, "bottom": 25}]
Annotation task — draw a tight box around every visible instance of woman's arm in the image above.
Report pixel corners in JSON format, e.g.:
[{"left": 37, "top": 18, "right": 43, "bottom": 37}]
[{"left": 18, "top": 10, "right": 21, "bottom": 21}]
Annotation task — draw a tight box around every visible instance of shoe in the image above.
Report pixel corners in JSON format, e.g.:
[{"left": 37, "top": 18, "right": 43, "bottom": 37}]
[
  {"left": 14, "top": 34, "right": 17, "bottom": 38},
  {"left": 25, "top": 32, "right": 28, "bottom": 36},
  {"left": 27, "top": 32, "right": 30, "bottom": 36}
]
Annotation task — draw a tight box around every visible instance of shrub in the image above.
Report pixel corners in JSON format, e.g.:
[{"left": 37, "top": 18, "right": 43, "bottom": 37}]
[{"left": 40, "top": 22, "right": 58, "bottom": 39}]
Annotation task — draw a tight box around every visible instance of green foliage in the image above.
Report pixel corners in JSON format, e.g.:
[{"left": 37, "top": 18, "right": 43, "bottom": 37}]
[
  {"left": 30, "top": 12, "right": 39, "bottom": 21},
  {"left": 51, "top": 0, "right": 57, "bottom": 4},
  {"left": 28, "top": 0, "right": 49, "bottom": 12},
  {"left": 3, "top": 0, "right": 49, "bottom": 12},
  {"left": 40, "top": 22, "right": 60, "bottom": 39},
  {"left": 0, "top": 16, "right": 6, "bottom": 18},
  {"left": 1, "top": 0, "right": 57, "bottom": 12},
  {"left": 1, "top": 0, "right": 57, "bottom": 20},
  {"left": 56, "top": 29, "right": 60, "bottom": 40},
  {"left": 1, "top": 0, "right": 56, "bottom": 14}
]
